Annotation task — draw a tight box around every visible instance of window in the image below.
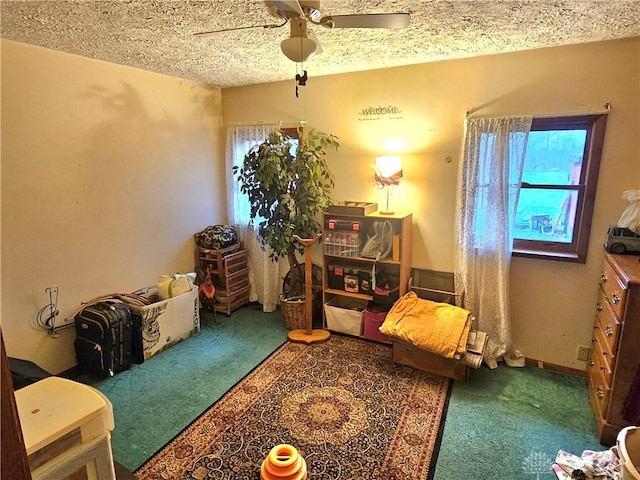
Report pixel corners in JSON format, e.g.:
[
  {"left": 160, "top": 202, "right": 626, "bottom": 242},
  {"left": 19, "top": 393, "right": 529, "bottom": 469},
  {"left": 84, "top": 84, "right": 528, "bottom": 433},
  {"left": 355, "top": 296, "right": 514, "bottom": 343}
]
[
  {"left": 513, "top": 114, "right": 607, "bottom": 262},
  {"left": 281, "top": 127, "right": 300, "bottom": 152}
]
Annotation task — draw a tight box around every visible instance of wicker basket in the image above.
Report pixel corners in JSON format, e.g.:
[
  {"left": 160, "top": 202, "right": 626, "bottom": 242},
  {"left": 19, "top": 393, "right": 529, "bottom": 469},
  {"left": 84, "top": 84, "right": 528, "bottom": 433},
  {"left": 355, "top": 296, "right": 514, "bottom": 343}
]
[{"left": 279, "top": 294, "right": 308, "bottom": 330}]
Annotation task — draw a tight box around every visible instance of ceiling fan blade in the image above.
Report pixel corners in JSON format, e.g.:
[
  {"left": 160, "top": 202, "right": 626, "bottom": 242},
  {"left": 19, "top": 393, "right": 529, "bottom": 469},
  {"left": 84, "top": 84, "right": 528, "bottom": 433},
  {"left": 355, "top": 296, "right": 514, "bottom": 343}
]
[
  {"left": 319, "top": 13, "right": 410, "bottom": 29},
  {"left": 194, "top": 20, "right": 287, "bottom": 36},
  {"left": 271, "top": 0, "right": 304, "bottom": 18}
]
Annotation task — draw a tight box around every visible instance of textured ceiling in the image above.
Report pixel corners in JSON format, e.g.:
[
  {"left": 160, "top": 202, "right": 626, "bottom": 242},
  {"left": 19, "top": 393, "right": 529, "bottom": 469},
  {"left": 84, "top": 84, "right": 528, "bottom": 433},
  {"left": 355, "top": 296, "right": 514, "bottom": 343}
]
[{"left": 1, "top": 0, "right": 639, "bottom": 88}]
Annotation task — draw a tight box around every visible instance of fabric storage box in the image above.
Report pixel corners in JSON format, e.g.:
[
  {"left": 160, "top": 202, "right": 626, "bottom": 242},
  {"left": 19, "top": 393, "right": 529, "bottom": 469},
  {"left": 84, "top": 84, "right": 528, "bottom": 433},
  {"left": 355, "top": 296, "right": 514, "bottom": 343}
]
[
  {"left": 125, "top": 287, "right": 200, "bottom": 360},
  {"left": 324, "top": 297, "right": 366, "bottom": 336},
  {"left": 327, "top": 264, "right": 344, "bottom": 290},
  {"left": 363, "top": 306, "right": 391, "bottom": 343},
  {"left": 358, "top": 269, "right": 372, "bottom": 295}
]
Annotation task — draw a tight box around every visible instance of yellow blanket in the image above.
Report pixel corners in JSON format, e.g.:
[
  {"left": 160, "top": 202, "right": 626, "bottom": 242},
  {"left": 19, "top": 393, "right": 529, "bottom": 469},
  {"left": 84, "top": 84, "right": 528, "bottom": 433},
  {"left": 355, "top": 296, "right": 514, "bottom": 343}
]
[{"left": 380, "top": 291, "right": 472, "bottom": 358}]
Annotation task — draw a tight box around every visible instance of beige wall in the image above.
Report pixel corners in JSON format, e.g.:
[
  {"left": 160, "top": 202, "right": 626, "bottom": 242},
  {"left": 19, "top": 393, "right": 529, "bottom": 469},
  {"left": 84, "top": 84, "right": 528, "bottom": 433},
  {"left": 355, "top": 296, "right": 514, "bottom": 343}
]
[
  {"left": 1, "top": 40, "right": 226, "bottom": 373},
  {"left": 222, "top": 37, "right": 640, "bottom": 369},
  {"left": 2, "top": 37, "right": 637, "bottom": 373}
]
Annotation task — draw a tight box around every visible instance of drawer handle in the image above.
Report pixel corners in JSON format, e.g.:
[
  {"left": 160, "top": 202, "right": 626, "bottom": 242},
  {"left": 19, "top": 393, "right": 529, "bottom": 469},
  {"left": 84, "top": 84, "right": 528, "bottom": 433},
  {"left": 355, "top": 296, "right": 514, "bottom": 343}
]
[
  {"left": 589, "top": 357, "right": 595, "bottom": 366},
  {"left": 596, "top": 302, "right": 603, "bottom": 311},
  {"left": 597, "top": 385, "right": 604, "bottom": 399},
  {"left": 601, "top": 272, "right": 608, "bottom": 283},
  {"left": 605, "top": 324, "right": 613, "bottom": 337},
  {"left": 600, "top": 365, "right": 606, "bottom": 371},
  {"left": 612, "top": 292, "right": 620, "bottom": 304},
  {"left": 602, "top": 350, "right": 609, "bottom": 356}
]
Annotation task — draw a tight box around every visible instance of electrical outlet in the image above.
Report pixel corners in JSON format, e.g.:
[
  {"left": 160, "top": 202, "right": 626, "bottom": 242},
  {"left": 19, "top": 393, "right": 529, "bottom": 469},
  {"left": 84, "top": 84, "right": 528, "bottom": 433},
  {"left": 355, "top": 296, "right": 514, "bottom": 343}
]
[{"left": 577, "top": 345, "right": 590, "bottom": 362}]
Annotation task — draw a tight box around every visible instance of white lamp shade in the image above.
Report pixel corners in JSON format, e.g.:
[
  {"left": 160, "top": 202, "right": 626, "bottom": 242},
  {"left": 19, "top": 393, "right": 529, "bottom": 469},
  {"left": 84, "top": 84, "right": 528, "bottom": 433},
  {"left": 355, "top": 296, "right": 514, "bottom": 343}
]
[{"left": 375, "top": 155, "right": 403, "bottom": 183}]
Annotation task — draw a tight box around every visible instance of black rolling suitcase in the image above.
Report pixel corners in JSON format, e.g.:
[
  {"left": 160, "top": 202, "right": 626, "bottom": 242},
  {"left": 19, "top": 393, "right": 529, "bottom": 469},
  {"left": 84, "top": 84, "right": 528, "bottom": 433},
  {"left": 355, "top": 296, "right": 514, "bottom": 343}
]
[{"left": 74, "top": 301, "right": 133, "bottom": 377}]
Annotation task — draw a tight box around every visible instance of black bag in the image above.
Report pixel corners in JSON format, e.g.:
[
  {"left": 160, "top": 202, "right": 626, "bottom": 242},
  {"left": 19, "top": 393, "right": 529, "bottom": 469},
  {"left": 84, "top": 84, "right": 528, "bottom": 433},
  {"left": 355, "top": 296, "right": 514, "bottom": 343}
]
[
  {"left": 8, "top": 357, "right": 52, "bottom": 390},
  {"left": 372, "top": 266, "right": 400, "bottom": 305},
  {"left": 74, "top": 301, "right": 133, "bottom": 377}
]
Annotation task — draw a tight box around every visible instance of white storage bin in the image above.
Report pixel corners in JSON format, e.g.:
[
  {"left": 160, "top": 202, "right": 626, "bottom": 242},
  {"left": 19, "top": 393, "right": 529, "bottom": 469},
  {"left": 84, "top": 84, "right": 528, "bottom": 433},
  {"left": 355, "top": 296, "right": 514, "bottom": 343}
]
[
  {"left": 324, "top": 297, "right": 366, "bottom": 336},
  {"left": 127, "top": 287, "right": 200, "bottom": 360}
]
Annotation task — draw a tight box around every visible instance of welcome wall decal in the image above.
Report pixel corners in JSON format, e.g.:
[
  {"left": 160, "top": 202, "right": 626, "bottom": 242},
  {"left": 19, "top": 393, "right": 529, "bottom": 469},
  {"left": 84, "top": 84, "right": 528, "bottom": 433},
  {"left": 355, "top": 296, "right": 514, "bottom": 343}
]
[{"left": 358, "top": 105, "right": 404, "bottom": 121}]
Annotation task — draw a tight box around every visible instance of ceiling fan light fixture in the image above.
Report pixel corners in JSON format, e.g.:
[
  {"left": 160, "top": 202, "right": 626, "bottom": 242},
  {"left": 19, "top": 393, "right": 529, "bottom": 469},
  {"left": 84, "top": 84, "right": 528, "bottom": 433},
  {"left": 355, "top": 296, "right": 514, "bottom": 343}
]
[
  {"left": 280, "top": 18, "right": 318, "bottom": 62},
  {"left": 281, "top": 36, "right": 317, "bottom": 62}
]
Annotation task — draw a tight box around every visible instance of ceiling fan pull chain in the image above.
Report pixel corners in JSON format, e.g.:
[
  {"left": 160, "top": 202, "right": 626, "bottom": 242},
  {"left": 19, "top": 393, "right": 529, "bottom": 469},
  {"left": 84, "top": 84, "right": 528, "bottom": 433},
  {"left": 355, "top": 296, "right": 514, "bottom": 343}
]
[{"left": 295, "top": 58, "right": 307, "bottom": 98}]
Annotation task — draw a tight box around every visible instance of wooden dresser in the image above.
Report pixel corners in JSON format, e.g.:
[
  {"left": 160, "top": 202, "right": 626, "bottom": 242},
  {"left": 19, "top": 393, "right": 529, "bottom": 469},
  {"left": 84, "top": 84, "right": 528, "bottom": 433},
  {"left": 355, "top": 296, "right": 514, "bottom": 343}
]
[{"left": 588, "top": 252, "right": 640, "bottom": 446}]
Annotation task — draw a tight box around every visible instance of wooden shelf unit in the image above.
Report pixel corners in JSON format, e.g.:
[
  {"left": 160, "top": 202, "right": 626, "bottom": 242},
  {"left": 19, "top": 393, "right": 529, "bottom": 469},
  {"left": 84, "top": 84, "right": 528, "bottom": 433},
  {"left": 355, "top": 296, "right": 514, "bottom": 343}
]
[
  {"left": 197, "top": 245, "right": 250, "bottom": 316},
  {"left": 321, "top": 210, "right": 412, "bottom": 341}
]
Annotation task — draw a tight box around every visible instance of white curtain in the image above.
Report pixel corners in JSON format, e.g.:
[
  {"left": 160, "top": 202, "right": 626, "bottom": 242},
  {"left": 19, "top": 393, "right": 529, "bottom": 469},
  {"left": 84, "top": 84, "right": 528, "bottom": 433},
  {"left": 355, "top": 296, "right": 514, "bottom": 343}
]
[
  {"left": 225, "top": 123, "right": 281, "bottom": 312},
  {"left": 454, "top": 115, "right": 533, "bottom": 369}
]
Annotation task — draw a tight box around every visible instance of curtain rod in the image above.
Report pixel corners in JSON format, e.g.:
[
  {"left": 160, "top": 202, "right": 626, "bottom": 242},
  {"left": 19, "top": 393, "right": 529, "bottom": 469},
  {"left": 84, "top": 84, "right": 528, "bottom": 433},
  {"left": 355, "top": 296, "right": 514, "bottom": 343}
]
[{"left": 466, "top": 102, "right": 612, "bottom": 119}]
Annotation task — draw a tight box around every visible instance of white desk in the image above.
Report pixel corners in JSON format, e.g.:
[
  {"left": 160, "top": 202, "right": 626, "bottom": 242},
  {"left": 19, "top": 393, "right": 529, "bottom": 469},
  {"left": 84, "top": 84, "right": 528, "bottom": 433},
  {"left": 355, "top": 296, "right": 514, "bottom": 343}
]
[{"left": 15, "top": 377, "right": 116, "bottom": 480}]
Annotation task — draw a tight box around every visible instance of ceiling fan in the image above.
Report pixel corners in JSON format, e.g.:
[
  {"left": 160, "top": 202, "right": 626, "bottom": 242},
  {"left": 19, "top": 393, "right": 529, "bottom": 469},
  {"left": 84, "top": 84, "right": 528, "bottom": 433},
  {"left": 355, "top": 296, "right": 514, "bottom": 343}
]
[{"left": 194, "top": 0, "right": 410, "bottom": 63}]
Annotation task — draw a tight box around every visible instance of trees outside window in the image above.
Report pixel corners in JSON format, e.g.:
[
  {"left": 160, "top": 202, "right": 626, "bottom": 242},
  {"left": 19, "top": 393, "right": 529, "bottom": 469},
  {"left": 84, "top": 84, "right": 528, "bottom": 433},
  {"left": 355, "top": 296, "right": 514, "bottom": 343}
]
[{"left": 513, "top": 114, "right": 608, "bottom": 262}]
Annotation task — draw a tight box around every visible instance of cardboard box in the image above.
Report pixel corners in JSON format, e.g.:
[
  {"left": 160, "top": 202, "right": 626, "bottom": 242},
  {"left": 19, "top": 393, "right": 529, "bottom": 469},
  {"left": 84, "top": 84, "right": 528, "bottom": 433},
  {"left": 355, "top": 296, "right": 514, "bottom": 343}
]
[{"left": 126, "top": 288, "right": 200, "bottom": 360}]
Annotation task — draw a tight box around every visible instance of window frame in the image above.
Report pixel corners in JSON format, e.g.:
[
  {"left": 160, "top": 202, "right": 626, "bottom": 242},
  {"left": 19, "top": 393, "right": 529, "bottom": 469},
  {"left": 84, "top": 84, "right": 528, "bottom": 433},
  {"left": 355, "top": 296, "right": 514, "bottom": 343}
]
[
  {"left": 512, "top": 114, "right": 608, "bottom": 263},
  {"left": 281, "top": 127, "right": 301, "bottom": 140}
]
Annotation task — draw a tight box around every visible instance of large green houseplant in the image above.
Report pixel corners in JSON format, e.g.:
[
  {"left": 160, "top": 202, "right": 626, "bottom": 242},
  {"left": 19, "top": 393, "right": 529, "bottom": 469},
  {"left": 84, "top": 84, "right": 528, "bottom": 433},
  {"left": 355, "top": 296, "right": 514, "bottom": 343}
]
[{"left": 233, "top": 128, "right": 339, "bottom": 307}]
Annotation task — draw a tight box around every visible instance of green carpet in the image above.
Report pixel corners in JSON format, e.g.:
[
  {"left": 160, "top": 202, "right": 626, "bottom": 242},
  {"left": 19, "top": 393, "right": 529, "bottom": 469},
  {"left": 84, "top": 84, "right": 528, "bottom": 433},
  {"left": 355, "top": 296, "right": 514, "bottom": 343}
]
[
  {"left": 78, "top": 305, "right": 604, "bottom": 478},
  {"left": 434, "top": 364, "right": 605, "bottom": 479},
  {"left": 78, "top": 305, "right": 289, "bottom": 471}
]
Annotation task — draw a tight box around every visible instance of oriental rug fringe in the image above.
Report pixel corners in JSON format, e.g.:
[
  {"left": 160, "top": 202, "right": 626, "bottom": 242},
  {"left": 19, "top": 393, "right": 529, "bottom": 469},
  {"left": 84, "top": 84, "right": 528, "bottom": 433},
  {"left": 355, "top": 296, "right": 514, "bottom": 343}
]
[{"left": 135, "top": 335, "right": 451, "bottom": 480}]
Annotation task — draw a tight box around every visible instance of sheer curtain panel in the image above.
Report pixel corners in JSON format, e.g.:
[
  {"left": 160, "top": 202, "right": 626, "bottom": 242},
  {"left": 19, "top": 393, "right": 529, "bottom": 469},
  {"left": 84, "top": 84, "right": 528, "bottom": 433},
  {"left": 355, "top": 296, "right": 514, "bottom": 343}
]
[
  {"left": 226, "top": 123, "right": 280, "bottom": 312},
  {"left": 455, "top": 115, "right": 532, "bottom": 369}
]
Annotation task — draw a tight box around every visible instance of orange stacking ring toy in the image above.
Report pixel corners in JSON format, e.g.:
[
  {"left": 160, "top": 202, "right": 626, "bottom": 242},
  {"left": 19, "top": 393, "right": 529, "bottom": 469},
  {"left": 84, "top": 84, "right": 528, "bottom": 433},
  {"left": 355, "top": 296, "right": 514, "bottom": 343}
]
[{"left": 260, "top": 444, "right": 307, "bottom": 480}]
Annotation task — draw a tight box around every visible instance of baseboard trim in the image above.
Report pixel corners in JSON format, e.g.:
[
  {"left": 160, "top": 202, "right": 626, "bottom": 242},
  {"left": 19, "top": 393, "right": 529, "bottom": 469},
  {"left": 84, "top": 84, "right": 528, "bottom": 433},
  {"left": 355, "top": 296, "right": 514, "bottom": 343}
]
[{"left": 525, "top": 358, "right": 587, "bottom": 377}]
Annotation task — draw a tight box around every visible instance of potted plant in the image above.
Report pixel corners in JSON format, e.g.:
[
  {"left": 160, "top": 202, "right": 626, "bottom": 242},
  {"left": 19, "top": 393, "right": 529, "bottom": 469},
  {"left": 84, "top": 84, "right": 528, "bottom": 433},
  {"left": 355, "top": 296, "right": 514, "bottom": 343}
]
[{"left": 233, "top": 128, "right": 339, "bottom": 327}]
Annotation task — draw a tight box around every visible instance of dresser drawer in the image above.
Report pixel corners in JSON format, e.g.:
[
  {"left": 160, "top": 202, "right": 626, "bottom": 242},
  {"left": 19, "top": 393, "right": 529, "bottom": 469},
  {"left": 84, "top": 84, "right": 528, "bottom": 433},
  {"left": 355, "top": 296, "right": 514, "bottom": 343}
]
[
  {"left": 600, "top": 260, "right": 627, "bottom": 320},
  {"left": 594, "top": 289, "right": 621, "bottom": 356},
  {"left": 226, "top": 267, "right": 250, "bottom": 293},
  {"left": 593, "top": 319, "right": 616, "bottom": 374},
  {"left": 588, "top": 369, "right": 611, "bottom": 420},
  {"left": 589, "top": 332, "right": 613, "bottom": 387}
]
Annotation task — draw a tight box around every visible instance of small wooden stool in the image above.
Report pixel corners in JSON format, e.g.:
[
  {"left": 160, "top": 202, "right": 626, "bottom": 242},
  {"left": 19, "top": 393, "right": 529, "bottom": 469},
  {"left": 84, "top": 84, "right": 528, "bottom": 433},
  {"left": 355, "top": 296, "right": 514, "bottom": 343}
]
[{"left": 15, "top": 376, "right": 116, "bottom": 480}]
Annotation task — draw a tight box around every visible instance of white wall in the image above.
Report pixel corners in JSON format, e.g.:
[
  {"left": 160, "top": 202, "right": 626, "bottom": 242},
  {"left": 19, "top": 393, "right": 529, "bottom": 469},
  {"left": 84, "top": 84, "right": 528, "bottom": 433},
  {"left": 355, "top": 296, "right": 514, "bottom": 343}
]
[
  {"left": 1, "top": 40, "right": 226, "bottom": 374},
  {"left": 222, "top": 37, "right": 640, "bottom": 369}
]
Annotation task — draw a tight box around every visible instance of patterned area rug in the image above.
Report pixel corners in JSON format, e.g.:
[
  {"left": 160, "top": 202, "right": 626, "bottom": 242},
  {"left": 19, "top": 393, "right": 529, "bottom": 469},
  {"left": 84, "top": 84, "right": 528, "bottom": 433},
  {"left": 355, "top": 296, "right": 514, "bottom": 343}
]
[{"left": 135, "top": 335, "right": 451, "bottom": 480}]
